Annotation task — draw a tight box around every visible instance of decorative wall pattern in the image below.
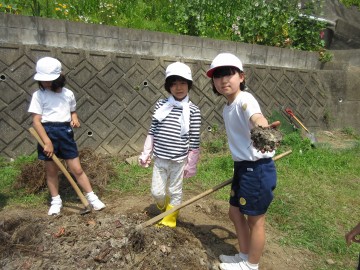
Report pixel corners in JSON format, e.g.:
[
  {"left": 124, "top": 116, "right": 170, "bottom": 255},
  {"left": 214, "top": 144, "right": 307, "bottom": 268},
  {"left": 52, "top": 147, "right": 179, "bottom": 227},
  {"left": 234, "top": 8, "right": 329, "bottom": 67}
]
[{"left": 0, "top": 44, "right": 328, "bottom": 159}]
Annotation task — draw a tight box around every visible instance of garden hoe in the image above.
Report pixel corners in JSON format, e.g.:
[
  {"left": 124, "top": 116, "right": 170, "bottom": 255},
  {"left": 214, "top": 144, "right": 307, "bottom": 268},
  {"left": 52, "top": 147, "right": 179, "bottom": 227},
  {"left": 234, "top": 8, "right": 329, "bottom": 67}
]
[
  {"left": 135, "top": 149, "right": 293, "bottom": 231},
  {"left": 285, "top": 108, "right": 317, "bottom": 145},
  {"left": 29, "top": 127, "right": 92, "bottom": 215}
]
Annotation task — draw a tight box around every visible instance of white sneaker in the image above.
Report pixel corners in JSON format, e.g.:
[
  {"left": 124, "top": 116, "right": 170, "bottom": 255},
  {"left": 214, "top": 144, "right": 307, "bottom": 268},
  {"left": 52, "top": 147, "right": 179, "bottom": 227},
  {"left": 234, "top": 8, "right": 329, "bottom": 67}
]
[
  {"left": 86, "top": 192, "right": 106, "bottom": 211},
  {"left": 48, "top": 197, "right": 62, "bottom": 216},
  {"left": 219, "top": 261, "right": 252, "bottom": 270},
  {"left": 219, "top": 253, "right": 244, "bottom": 263}
]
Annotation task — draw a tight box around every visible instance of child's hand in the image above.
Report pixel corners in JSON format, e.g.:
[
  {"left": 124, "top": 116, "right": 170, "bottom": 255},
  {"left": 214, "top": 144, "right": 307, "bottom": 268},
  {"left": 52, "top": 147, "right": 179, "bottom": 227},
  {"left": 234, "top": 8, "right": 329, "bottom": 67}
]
[
  {"left": 71, "top": 120, "right": 80, "bottom": 128},
  {"left": 138, "top": 155, "right": 151, "bottom": 168},
  {"left": 43, "top": 142, "right": 54, "bottom": 158},
  {"left": 345, "top": 223, "right": 360, "bottom": 246}
]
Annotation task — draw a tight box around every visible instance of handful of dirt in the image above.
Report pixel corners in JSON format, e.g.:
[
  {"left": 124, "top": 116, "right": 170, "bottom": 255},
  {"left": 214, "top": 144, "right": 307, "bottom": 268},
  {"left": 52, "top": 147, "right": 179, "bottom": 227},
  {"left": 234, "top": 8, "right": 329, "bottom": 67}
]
[{"left": 251, "top": 126, "right": 283, "bottom": 152}]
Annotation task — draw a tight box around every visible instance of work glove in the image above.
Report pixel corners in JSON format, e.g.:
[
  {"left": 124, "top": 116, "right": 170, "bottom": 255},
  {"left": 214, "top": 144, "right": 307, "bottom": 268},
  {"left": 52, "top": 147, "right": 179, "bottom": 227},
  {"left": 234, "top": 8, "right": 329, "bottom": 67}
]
[
  {"left": 183, "top": 148, "right": 200, "bottom": 178},
  {"left": 138, "top": 135, "right": 154, "bottom": 168}
]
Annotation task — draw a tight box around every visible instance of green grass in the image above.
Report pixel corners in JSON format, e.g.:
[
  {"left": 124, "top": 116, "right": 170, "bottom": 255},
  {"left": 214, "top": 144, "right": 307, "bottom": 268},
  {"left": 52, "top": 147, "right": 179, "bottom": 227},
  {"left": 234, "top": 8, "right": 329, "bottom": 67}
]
[
  {"left": 1, "top": 131, "right": 359, "bottom": 269},
  {"left": 271, "top": 145, "right": 360, "bottom": 269},
  {"left": 0, "top": 154, "right": 48, "bottom": 207}
]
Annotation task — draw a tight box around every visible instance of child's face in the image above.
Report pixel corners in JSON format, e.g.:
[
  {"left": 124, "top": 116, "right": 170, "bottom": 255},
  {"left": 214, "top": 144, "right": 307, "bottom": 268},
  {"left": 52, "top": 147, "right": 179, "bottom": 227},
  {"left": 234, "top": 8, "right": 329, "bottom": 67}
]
[
  {"left": 40, "top": 81, "right": 52, "bottom": 89},
  {"left": 169, "top": 79, "right": 189, "bottom": 101},
  {"left": 212, "top": 68, "right": 244, "bottom": 103}
]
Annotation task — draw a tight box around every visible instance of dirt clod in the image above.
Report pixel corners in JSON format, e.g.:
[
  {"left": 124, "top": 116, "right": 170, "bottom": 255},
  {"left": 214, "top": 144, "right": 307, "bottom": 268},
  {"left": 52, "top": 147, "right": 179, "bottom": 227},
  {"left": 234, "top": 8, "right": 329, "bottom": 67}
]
[{"left": 251, "top": 126, "right": 283, "bottom": 152}]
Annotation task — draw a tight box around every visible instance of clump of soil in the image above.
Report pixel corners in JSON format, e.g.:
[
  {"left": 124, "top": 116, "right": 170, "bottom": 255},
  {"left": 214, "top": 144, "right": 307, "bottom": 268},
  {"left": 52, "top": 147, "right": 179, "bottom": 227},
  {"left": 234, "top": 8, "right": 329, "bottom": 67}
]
[{"left": 251, "top": 127, "right": 283, "bottom": 152}]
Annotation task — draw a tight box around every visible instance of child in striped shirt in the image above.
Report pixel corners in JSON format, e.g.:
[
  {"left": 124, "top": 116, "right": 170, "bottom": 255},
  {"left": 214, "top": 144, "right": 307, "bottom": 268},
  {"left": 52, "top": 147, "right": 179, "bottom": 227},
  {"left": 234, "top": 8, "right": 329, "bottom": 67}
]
[{"left": 139, "top": 62, "right": 201, "bottom": 228}]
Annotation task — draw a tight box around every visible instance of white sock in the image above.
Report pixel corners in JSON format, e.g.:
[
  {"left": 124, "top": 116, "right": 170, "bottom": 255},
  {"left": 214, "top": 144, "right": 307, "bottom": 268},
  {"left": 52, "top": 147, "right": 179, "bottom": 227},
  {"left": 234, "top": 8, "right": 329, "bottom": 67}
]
[
  {"left": 52, "top": 195, "right": 61, "bottom": 201},
  {"left": 239, "top": 252, "right": 248, "bottom": 261},
  {"left": 245, "top": 261, "right": 259, "bottom": 270}
]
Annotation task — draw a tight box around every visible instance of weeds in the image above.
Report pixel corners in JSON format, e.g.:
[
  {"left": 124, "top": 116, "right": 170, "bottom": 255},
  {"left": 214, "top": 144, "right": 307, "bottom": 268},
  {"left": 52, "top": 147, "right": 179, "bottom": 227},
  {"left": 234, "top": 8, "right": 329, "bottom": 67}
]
[{"left": 2, "top": 0, "right": 330, "bottom": 53}]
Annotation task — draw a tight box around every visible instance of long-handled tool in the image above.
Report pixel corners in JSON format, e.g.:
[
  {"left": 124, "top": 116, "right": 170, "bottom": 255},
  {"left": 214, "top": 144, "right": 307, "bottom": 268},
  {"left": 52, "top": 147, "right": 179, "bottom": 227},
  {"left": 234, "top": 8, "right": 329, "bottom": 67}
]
[
  {"left": 285, "top": 108, "right": 317, "bottom": 144},
  {"left": 29, "top": 127, "right": 92, "bottom": 215},
  {"left": 135, "top": 149, "right": 292, "bottom": 230}
]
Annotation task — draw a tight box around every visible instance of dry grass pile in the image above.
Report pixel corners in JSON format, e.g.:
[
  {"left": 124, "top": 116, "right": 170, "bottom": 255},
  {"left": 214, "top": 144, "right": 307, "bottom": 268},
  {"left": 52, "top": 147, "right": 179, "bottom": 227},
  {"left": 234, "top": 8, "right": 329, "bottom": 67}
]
[{"left": 13, "top": 148, "right": 117, "bottom": 194}]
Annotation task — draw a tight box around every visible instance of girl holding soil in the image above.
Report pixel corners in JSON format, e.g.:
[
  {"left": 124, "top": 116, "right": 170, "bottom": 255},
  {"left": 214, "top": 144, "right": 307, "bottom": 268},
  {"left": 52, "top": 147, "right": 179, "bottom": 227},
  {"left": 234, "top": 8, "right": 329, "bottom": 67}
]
[
  {"left": 206, "top": 53, "right": 280, "bottom": 270},
  {"left": 28, "top": 57, "right": 105, "bottom": 216}
]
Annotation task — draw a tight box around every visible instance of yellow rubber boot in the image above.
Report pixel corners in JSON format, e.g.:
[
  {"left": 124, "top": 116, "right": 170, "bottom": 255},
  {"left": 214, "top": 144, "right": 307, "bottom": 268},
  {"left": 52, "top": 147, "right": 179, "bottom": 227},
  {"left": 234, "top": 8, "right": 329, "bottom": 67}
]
[
  {"left": 157, "top": 204, "right": 179, "bottom": 228},
  {"left": 156, "top": 196, "right": 170, "bottom": 212}
]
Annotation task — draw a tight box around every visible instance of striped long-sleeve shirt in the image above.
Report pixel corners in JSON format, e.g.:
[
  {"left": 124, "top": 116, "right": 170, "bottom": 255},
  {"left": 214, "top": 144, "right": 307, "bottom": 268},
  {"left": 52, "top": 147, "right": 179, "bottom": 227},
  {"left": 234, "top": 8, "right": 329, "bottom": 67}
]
[{"left": 149, "top": 98, "right": 201, "bottom": 161}]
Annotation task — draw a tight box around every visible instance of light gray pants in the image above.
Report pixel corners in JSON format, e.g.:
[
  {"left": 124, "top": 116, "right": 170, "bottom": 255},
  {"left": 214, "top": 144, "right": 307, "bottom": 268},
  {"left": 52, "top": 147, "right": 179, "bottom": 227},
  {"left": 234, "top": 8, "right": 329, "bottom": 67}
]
[{"left": 151, "top": 157, "right": 186, "bottom": 206}]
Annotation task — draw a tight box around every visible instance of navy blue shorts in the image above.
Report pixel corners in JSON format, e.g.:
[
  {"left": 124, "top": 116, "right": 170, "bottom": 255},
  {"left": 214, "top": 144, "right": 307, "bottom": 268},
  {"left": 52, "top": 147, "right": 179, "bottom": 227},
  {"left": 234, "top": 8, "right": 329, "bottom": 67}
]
[
  {"left": 229, "top": 158, "right": 277, "bottom": 216},
  {"left": 37, "top": 122, "right": 78, "bottom": 161}
]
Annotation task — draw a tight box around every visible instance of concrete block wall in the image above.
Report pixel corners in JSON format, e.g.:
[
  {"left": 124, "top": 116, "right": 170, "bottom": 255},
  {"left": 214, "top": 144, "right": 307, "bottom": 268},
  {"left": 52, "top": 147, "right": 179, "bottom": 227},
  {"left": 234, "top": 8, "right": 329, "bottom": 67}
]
[
  {"left": 0, "top": 13, "right": 323, "bottom": 70},
  {"left": 0, "top": 13, "right": 359, "bottom": 159}
]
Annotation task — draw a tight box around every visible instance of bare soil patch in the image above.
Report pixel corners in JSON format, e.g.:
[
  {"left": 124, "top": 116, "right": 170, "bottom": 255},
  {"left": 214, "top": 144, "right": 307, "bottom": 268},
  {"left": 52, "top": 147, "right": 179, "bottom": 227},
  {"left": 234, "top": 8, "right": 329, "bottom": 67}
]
[
  {"left": 0, "top": 192, "right": 314, "bottom": 270},
  {"left": 0, "top": 130, "right": 357, "bottom": 270}
]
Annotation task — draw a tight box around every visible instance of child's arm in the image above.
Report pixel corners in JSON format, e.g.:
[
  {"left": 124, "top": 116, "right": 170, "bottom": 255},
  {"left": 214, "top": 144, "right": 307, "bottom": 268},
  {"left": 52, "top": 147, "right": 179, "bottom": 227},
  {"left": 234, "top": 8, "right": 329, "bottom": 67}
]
[
  {"left": 70, "top": 111, "right": 80, "bottom": 128},
  {"left": 184, "top": 108, "right": 201, "bottom": 178},
  {"left": 138, "top": 134, "right": 154, "bottom": 167},
  {"left": 250, "top": 113, "right": 281, "bottom": 129},
  {"left": 184, "top": 148, "right": 200, "bottom": 178},
  {"left": 32, "top": 114, "right": 54, "bottom": 158}
]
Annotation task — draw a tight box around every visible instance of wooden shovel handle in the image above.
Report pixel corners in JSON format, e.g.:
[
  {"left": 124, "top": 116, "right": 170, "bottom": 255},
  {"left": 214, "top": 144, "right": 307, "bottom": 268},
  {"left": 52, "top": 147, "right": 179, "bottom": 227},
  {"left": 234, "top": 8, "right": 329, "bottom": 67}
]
[
  {"left": 29, "top": 127, "right": 90, "bottom": 208},
  {"left": 285, "top": 108, "right": 310, "bottom": 133},
  {"left": 136, "top": 149, "right": 293, "bottom": 230}
]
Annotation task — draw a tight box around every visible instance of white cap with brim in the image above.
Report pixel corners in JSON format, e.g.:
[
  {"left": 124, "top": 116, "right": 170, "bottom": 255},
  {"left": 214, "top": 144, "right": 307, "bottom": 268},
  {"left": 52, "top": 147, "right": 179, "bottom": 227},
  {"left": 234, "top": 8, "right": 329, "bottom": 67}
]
[
  {"left": 34, "top": 57, "right": 62, "bottom": 81},
  {"left": 165, "top": 62, "right": 192, "bottom": 81},
  {"left": 206, "top": 53, "right": 243, "bottom": 78}
]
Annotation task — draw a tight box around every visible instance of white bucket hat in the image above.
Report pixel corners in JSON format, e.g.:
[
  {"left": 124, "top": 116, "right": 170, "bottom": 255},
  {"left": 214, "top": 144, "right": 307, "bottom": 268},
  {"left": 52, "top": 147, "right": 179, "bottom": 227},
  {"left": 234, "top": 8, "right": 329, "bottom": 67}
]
[
  {"left": 206, "top": 53, "right": 243, "bottom": 78},
  {"left": 34, "top": 57, "right": 62, "bottom": 81},
  {"left": 165, "top": 62, "right": 192, "bottom": 81}
]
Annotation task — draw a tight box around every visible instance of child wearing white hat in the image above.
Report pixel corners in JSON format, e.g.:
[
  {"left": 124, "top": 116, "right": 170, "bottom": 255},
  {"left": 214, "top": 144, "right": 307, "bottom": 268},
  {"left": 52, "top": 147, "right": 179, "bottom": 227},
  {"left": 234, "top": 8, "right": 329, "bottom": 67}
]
[
  {"left": 28, "top": 57, "right": 105, "bottom": 216},
  {"left": 206, "top": 53, "right": 280, "bottom": 270},
  {"left": 139, "top": 61, "right": 201, "bottom": 228}
]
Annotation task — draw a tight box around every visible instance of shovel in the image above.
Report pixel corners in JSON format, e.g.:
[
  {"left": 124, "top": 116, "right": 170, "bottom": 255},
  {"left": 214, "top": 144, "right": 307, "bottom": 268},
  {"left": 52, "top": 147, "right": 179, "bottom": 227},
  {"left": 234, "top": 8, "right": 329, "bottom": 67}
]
[
  {"left": 285, "top": 108, "right": 317, "bottom": 144},
  {"left": 29, "top": 127, "right": 92, "bottom": 215},
  {"left": 135, "top": 149, "right": 293, "bottom": 230}
]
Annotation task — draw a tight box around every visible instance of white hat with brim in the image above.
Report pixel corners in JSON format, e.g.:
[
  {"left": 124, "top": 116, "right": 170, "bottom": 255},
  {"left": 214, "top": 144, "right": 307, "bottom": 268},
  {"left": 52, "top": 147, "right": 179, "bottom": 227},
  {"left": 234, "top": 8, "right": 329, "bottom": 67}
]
[
  {"left": 166, "top": 62, "right": 192, "bottom": 81},
  {"left": 34, "top": 57, "right": 62, "bottom": 81},
  {"left": 206, "top": 53, "right": 243, "bottom": 78}
]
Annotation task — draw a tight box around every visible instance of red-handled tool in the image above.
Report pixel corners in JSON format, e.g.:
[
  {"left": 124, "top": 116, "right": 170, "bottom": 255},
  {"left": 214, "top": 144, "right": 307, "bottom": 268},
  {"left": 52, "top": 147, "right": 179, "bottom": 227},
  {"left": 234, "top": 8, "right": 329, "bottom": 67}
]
[{"left": 285, "top": 108, "right": 316, "bottom": 144}]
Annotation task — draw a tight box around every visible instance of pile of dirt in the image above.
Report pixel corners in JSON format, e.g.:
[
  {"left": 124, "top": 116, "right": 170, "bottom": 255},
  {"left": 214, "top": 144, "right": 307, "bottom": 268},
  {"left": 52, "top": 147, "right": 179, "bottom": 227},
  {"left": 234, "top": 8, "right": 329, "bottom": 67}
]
[{"left": 0, "top": 193, "right": 315, "bottom": 270}]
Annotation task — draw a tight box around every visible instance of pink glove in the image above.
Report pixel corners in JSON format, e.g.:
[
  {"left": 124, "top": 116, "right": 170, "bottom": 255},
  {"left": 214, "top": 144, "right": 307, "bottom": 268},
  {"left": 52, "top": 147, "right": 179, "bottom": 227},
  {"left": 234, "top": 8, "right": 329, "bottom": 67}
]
[
  {"left": 138, "top": 135, "right": 154, "bottom": 168},
  {"left": 184, "top": 148, "right": 200, "bottom": 178}
]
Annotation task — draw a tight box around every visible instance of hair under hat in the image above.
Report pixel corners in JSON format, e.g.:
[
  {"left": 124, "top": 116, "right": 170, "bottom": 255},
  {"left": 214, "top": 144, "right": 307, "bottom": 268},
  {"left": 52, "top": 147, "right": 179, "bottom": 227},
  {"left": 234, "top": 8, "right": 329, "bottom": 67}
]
[
  {"left": 34, "top": 57, "right": 62, "bottom": 81},
  {"left": 165, "top": 62, "right": 193, "bottom": 81},
  {"left": 206, "top": 53, "right": 243, "bottom": 78}
]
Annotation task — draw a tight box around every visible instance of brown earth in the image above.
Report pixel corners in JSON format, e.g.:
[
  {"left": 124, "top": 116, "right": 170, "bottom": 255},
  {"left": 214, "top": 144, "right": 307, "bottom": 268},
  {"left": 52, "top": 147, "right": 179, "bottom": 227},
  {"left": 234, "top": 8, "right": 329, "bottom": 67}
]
[
  {"left": 0, "top": 192, "right": 315, "bottom": 270},
  {"left": 0, "top": 130, "right": 357, "bottom": 270}
]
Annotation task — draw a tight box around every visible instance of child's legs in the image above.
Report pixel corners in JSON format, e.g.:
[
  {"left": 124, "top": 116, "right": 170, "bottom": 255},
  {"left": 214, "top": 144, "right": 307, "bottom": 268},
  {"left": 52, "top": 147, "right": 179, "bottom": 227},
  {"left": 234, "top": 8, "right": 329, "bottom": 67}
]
[
  {"left": 45, "top": 161, "right": 60, "bottom": 197},
  {"left": 247, "top": 214, "right": 266, "bottom": 264},
  {"left": 167, "top": 160, "right": 186, "bottom": 206},
  {"left": 151, "top": 158, "right": 168, "bottom": 206},
  {"left": 229, "top": 205, "right": 250, "bottom": 254},
  {"left": 66, "top": 157, "right": 92, "bottom": 193}
]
